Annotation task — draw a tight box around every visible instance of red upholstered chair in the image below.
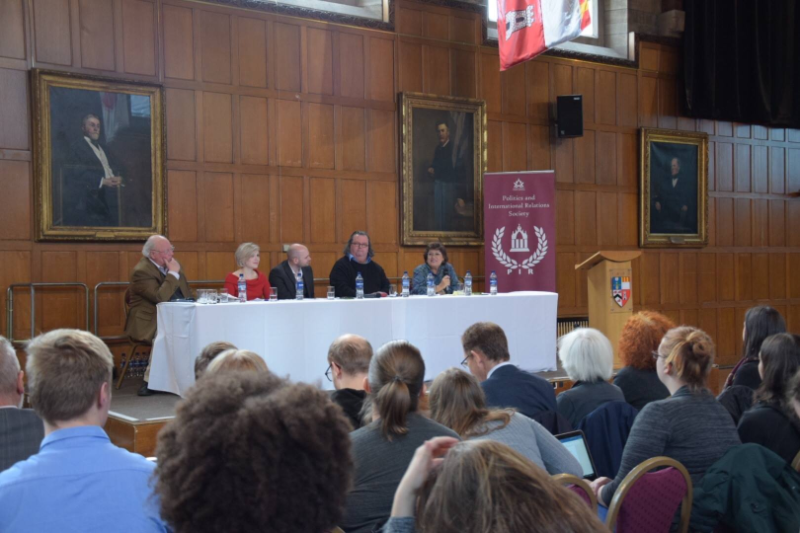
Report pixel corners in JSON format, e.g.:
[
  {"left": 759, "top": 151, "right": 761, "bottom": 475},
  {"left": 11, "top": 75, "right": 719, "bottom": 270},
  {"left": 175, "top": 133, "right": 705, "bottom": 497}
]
[
  {"left": 606, "top": 457, "right": 692, "bottom": 533},
  {"left": 552, "top": 473, "right": 597, "bottom": 512}
]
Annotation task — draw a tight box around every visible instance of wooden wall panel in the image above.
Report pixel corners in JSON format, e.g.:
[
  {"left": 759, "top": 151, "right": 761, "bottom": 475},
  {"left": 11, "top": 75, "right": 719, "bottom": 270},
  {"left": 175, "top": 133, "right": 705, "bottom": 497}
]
[
  {"left": 307, "top": 28, "right": 333, "bottom": 95},
  {"left": 0, "top": 0, "right": 26, "bottom": 60},
  {"left": 275, "top": 99, "right": 302, "bottom": 167},
  {"left": 451, "top": 48, "right": 476, "bottom": 99},
  {"left": 423, "top": 44, "right": 449, "bottom": 96},
  {"left": 367, "top": 109, "right": 395, "bottom": 174},
  {"left": 308, "top": 103, "right": 335, "bottom": 169},
  {"left": 203, "top": 92, "right": 233, "bottom": 163},
  {"left": 163, "top": 5, "right": 194, "bottom": 80},
  {"left": 367, "top": 181, "right": 398, "bottom": 244},
  {"left": 240, "top": 96, "right": 269, "bottom": 166},
  {"left": 279, "top": 176, "right": 304, "bottom": 243},
  {"left": 339, "top": 33, "right": 364, "bottom": 98},
  {"left": 340, "top": 107, "right": 366, "bottom": 171},
  {"left": 398, "top": 41, "right": 422, "bottom": 92},
  {"left": 166, "top": 88, "right": 196, "bottom": 161},
  {"left": 367, "top": 37, "right": 394, "bottom": 102},
  {"left": 79, "top": 0, "right": 116, "bottom": 71},
  {"left": 0, "top": 68, "right": 29, "bottom": 150},
  {"left": 240, "top": 174, "right": 271, "bottom": 244},
  {"left": 167, "top": 171, "right": 198, "bottom": 242},
  {"left": 310, "top": 178, "right": 336, "bottom": 243},
  {"left": 275, "top": 22, "right": 302, "bottom": 92},
  {"left": 122, "top": 0, "right": 157, "bottom": 76},
  {"left": 0, "top": 161, "right": 31, "bottom": 240},
  {"left": 32, "top": 0, "right": 72, "bottom": 65},
  {"left": 339, "top": 179, "right": 367, "bottom": 241},
  {"left": 199, "top": 12, "right": 232, "bottom": 84},
  {"left": 238, "top": 18, "right": 268, "bottom": 88}
]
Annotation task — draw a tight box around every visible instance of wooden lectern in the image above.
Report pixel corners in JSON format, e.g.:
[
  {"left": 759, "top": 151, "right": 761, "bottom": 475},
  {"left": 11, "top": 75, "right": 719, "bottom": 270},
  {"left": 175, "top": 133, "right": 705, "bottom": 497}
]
[{"left": 576, "top": 251, "right": 642, "bottom": 367}]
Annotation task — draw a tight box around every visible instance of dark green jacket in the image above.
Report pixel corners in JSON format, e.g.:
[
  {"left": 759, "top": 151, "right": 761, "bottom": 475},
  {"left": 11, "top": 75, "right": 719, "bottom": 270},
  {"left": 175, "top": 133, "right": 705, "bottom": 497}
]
[{"left": 690, "top": 443, "right": 800, "bottom": 532}]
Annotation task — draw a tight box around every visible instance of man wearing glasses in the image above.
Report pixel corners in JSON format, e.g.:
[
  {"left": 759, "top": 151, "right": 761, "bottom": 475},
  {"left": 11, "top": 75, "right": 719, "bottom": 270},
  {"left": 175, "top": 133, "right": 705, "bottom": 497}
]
[
  {"left": 325, "top": 334, "right": 373, "bottom": 429},
  {"left": 125, "top": 235, "right": 194, "bottom": 396},
  {"left": 328, "top": 231, "right": 391, "bottom": 297}
]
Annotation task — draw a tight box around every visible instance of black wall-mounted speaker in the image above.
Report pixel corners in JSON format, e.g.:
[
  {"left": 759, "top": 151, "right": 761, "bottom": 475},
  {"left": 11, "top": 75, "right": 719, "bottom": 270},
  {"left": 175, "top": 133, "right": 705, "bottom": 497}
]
[{"left": 556, "top": 95, "right": 583, "bottom": 138}]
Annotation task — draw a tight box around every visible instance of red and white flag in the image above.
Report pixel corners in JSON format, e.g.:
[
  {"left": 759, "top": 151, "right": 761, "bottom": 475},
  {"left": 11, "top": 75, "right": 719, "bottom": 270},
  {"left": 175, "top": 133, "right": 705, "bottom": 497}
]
[{"left": 497, "top": 0, "right": 591, "bottom": 71}]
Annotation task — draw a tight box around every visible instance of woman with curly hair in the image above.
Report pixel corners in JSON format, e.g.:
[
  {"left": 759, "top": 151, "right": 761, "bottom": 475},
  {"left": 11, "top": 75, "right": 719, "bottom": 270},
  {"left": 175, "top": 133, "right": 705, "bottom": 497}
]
[
  {"left": 384, "top": 439, "right": 606, "bottom": 533},
  {"left": 428, "top": 368, "right": 582, "bottom": 476},
  {"left": 155, "top": 371, "right": 353, "bottom": 533},
  {"left": 613, "top": 311, "right": 675, "bottom": 411},
  {"left": 340, "top": 341, "right": 459, "bottom": 533},
  {"left": 737, "top": 333, "right": 800, "bottom": 463}
]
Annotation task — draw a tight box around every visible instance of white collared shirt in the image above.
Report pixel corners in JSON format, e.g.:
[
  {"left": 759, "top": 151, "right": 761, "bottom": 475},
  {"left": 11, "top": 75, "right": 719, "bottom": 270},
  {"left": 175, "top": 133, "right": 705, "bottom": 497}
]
[
  {"left": 487, "top": 361, "right": 515, "bottom": 379},
  {"left": 84, "top": 136, "right": 114, "bottom": 188},
  {"left": 671, "top": 177, "right": 679, "bottom": 188}
]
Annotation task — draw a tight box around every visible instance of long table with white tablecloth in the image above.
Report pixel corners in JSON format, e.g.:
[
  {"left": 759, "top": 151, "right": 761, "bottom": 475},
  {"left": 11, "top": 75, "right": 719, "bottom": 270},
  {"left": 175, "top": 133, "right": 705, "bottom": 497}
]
[{"left": 149, "top": 291, "right": 558, "bottom": 396}]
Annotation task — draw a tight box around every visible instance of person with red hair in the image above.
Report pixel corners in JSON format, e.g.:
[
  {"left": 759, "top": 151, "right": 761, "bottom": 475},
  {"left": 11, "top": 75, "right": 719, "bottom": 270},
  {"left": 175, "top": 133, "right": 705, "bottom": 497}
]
[{"left": 613, "top": 311, "right": 675, "bottom": 411}]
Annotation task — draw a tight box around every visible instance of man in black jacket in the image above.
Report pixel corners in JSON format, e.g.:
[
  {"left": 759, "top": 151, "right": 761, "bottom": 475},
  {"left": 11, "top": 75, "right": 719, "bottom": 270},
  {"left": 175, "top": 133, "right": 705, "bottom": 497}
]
[
  {"left": 329, "top": 231, "right": 390, "bottom": 297},
  {"left": 268, "top": 244, "right": 315, "bottom": 299}
]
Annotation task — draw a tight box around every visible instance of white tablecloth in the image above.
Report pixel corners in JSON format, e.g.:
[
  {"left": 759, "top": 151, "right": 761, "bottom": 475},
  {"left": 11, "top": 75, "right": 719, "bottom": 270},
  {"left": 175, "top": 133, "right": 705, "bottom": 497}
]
[{"left": 149, "top": 291, "right": 558, "bottom": 396}]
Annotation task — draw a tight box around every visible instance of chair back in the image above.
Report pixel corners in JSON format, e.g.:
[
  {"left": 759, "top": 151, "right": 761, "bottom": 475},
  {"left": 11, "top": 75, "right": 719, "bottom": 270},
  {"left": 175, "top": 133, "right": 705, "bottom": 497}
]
[
  {"left": 606, "top": 457, "right": 692, "bottom": 533},
  {"left": 552, "top": 473, "right": 597, "bottom": 512},
  {"left": 577, "top": 400, "right": 638, "bottom": 478},
  {"left": 792, "top": 449, "right": 800, "bottom": 473}
]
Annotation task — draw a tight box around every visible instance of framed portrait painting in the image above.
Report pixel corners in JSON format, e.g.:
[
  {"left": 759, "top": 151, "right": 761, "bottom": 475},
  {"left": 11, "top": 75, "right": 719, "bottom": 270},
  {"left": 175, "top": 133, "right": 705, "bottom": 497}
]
[
  {"left": 639, "top": 128, "right": 709, "bottom": 248},
  {"left": 400, "top": 92, "right": 486, "bottom": 246},
  {"left": 32, "top": 70, "right": 165, "bottom": 241}
]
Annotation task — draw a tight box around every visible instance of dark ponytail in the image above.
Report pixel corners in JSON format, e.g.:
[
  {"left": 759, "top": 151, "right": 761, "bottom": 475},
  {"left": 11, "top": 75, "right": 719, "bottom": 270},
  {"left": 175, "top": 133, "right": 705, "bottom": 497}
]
[{"left": 368, "top": 341, "right": 425, "bottom": 440}]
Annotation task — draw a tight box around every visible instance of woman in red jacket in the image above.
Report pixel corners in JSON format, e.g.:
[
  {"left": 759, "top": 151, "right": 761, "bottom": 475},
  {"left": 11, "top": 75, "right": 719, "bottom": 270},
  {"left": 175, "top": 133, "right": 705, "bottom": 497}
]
[{"left": 224, "top": 242, "right": 271, "bottom": 301}]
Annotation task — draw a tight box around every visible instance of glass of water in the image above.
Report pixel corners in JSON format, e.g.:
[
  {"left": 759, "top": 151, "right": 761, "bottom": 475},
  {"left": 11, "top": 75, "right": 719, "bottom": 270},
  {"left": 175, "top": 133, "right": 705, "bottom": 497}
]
[
  {"left": 389, "top": 284, "right": 397, "bottom": 297},
  {"left": 197, "top": 289, "right": 208, "bottom": 304},
  {"left": 270, "top": 287, "right": 278, "bottom": 301},
  {"left": 218, "top": 289, "right": 228, "bottom": 303},
  {"left": 327, "top": 286, "right": 335, "bottom": 300}
]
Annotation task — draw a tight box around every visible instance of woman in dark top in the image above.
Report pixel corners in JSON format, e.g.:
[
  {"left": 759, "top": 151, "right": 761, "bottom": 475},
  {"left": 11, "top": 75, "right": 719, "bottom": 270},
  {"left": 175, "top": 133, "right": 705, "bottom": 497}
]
[
  {"left": 613, "top": 311, "right": 674, "bottom": 411},
  {"left": 724, "top": 306, "right": 786, "bottom": 391},
  {"left": 590, "top": 326, "right": 740, "bottom": 506},
  {"left": 341, "top": 341, "right": 459, "bottom": 533},
  {"left": 738, "top": 333, "right": 800, "bottom": 463},
  {"left": 556, "top": 328, "right": 624, "bottom": 427}
]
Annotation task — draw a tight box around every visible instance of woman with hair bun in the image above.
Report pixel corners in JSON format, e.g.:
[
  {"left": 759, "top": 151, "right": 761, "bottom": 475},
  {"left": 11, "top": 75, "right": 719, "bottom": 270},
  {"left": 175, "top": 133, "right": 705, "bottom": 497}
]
[
  {"left": 737, "top": 333, "right": 800, "bottom": 463},
  {"left": 341, "top": 341, "right": 459, "bottom": 533},
  {"left": 590, "top": 326, "right": 740, "bottom": 506}
]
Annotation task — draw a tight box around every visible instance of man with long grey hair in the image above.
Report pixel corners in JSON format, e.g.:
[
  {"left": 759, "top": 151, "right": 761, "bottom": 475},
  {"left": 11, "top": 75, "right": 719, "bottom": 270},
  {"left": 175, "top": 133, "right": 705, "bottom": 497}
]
[
  {"left": 0, "top": 336, "right": 44, "bottom": 471},
  {"left": 329, "top": 231, "right": 390, "bottom": 297}
]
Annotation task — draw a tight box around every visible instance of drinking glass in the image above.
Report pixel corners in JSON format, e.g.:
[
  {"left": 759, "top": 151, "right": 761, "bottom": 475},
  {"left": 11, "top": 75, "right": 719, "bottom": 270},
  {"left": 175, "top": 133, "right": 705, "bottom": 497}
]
[
  {"left": 218, "top": 289, "right": 229, "bottom": 303},
  {"left": 207, "top": 289, "right": 218, "bottom": 303},
  {"left": 327, "top": 286, "right": 335, "bottom": 300},
  {"left": 270, "top": 287, "right": 278, "bottom": 301},
  {"left": 197, "top": 289, "right": 208, "bottom": 304},
  {"left": 389, "top": 284, "right": 397, "bottom": 297}
]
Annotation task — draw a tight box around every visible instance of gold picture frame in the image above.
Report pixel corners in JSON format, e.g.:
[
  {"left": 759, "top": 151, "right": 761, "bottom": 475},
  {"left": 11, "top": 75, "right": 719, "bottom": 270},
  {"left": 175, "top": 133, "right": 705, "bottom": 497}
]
[
  {"left": 639, "top": 128, "right": 709, "bottom": 248},
  {"left": 400, "top": 92, "right": 486, "bottom": 246},
  {"left": 32, "top": 69, "right": 166, "bottom": 241}
]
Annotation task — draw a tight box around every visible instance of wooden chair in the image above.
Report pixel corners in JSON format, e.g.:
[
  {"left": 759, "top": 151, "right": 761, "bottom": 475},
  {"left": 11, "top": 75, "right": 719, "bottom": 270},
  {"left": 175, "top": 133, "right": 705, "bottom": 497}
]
[
  {"left": 606, "top": 457, "right": 693, "bottom": 533},
  {"left": 116, "top": 287, "right": 152, "bottom": 390},
  {"left": 552, "top": 473, "right": 597, "bottom": 512},
  {"left": 792, "top": 449, "right": 800, "bottom": 473}
]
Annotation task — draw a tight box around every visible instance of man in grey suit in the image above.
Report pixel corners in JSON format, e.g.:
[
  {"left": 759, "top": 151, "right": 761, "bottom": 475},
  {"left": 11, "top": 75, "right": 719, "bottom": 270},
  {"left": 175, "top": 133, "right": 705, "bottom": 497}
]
[{"left": 0, "top": 336, "right": 44, "bottom": 472}]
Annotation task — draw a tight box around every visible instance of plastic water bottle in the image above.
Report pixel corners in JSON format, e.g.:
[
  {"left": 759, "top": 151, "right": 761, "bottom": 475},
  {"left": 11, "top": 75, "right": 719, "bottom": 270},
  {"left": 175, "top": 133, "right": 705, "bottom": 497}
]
[
  {"left": 427, "top": 273, "right": 435, "bottom": 296},
  {"left": 402, "top": 271, "right": 410, "bottom": 297},
  {"left": 490, "top": 271, "right": 498, "bottom": 295},
  {"left": 238, "top": 273, "right": 247, "bottom": 302},
  {"left": 464, "top": 271, "right": 473, "bottom": 296},
  {"left": 356, "top": 272, "right": 364, "bottom": 299},
  {"left": 295, "top": 270, "right": 304, "bottom": 300}
]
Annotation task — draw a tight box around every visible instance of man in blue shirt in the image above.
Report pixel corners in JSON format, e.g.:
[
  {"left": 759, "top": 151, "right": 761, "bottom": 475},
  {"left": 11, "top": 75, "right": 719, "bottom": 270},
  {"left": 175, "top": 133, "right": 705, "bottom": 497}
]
[
  {"left": 461, "top": 322, "right": 557, "bottom": 419},
  {"left": 0, "top": 329, "right": 167, "bottom": 532}
]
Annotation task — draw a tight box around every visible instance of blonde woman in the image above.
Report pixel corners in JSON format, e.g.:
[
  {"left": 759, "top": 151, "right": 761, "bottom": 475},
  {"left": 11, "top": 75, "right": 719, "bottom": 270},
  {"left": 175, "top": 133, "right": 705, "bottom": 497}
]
[
  {"left": 224, "top": 242, "right": 272, "bottom": 301},
  {"left": 429, "top": 368, "right": 581, "bottom": 476},
  {"left": 203, "top": 349, "right": 268, "bottom": 376}
]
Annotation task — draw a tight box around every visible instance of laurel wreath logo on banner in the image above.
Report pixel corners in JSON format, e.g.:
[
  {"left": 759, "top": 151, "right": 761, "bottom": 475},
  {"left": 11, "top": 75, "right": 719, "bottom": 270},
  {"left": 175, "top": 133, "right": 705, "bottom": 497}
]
[{"left": 492, "top": 226, "right": 548, "bottom": 275}]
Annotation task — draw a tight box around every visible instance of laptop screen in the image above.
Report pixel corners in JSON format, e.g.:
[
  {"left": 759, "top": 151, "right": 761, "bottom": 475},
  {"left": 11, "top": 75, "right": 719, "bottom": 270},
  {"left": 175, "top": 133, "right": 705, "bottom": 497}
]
[{"left": 557, "top": 432, "right": 596, "bottom": 479}]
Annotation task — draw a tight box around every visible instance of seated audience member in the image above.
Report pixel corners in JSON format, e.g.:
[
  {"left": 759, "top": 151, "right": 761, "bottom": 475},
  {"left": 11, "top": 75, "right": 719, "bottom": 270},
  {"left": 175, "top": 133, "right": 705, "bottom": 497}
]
[
  {"left": 385, "top": 439, "right": 606, "bottom": 533},
  {"left": 738, "top": 333, "right": 800, "bottom": 463},
  {"left": 613, "top": 311, "right": 674, "bottom": 410},
  {"left": 590, "top": 327, "right": 740, "bottom": 506},
  {"left": 193, "top": 341, "right": 237, "bottom": 380},
  {"left": 329, "top": 231, "right": 390, "bottom": 297},
  {"left": 268, "top": 243, "right": 314, "bottom": 299},
  {"left": 0, "top": 336, "right": 44, "bottom": 472},
  {"left": 155, "top": 371, "right": 352, "bottom": 533},
  {"left": 461, "top": 322, "right": 556, "bottom": 419},
  {"left": 341, "top": 341, "right": 459, "bottom": 533},
  {"left": 556, "top": 328, "right": 625, "bottom": 427},
  {"left": 0, "top": 329, "right": 167, "bottom": 532},
  {"left": 724, "top": 306, "right": 786, "bottom": 391},
  {"left": 224, "top": 242, "right": 272, "bottom": 301},
  {"left": 126, "top": 235, "right": 194, "bottom": 397},
  {"left": 790, "top": 369, "right": 800, "bottom": 420},
  {"left": 203, "top": 349, "right": 268, "bottom": 376},
  {"left": 327, "top": 334, "right": 373, "bottom": 429},
  {"left": 429, "top": 368, "right": 582, "bottom": 476},
  {"left": 411, "top": 242, "right": 459, "bottom": 295}
]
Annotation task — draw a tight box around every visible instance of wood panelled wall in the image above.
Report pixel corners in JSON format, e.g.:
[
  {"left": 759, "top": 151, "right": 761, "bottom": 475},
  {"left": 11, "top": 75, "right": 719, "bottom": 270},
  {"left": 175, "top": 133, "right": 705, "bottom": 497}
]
[{"left": 1, "top": 0, "right": 800, "bottom": 366}]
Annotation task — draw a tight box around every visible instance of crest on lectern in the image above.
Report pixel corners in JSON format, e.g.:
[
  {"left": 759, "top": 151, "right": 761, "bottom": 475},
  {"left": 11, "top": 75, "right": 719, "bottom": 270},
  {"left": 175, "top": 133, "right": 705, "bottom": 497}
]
[{"left": 611, "top": 276, "right": 631, "bottom": 307}]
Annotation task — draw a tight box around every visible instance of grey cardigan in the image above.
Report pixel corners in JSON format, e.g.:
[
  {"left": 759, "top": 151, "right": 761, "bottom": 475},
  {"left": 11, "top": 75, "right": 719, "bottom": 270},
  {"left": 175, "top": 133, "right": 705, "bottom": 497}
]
[
  {"left": 600, "top": 386, "right": 741, "bottom": 505},
  {"left": 556, "top": 380, "right": 625, "bottom": 428}
]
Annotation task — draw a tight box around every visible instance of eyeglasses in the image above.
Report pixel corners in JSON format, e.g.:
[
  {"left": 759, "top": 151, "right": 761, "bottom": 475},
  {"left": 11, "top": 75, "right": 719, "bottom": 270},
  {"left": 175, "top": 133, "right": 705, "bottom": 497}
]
[
  {"left": 155, "top": 246, "right": 175, "bottom": 254},
  {"left": 325, "top": 364, "right": 332, "bottom": 382},
  {"left": 652, "top": 350, "right": 663, "bottom": 360},
  {"left": 460, "top": 354, "right": 470, "bottom": 368},
  {"left": 351, "top": 242, "right": 369, "bottom": 249}
]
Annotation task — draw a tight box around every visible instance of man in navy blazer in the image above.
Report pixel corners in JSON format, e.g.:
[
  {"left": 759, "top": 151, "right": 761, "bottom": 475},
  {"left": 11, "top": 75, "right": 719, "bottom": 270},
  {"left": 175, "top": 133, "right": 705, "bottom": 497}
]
[
  {"left": 461, "top": 322, "right": 556, "bottom": 419},
  {"left": 268, "top": 244, "right": 315, "bottom": 299}
]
